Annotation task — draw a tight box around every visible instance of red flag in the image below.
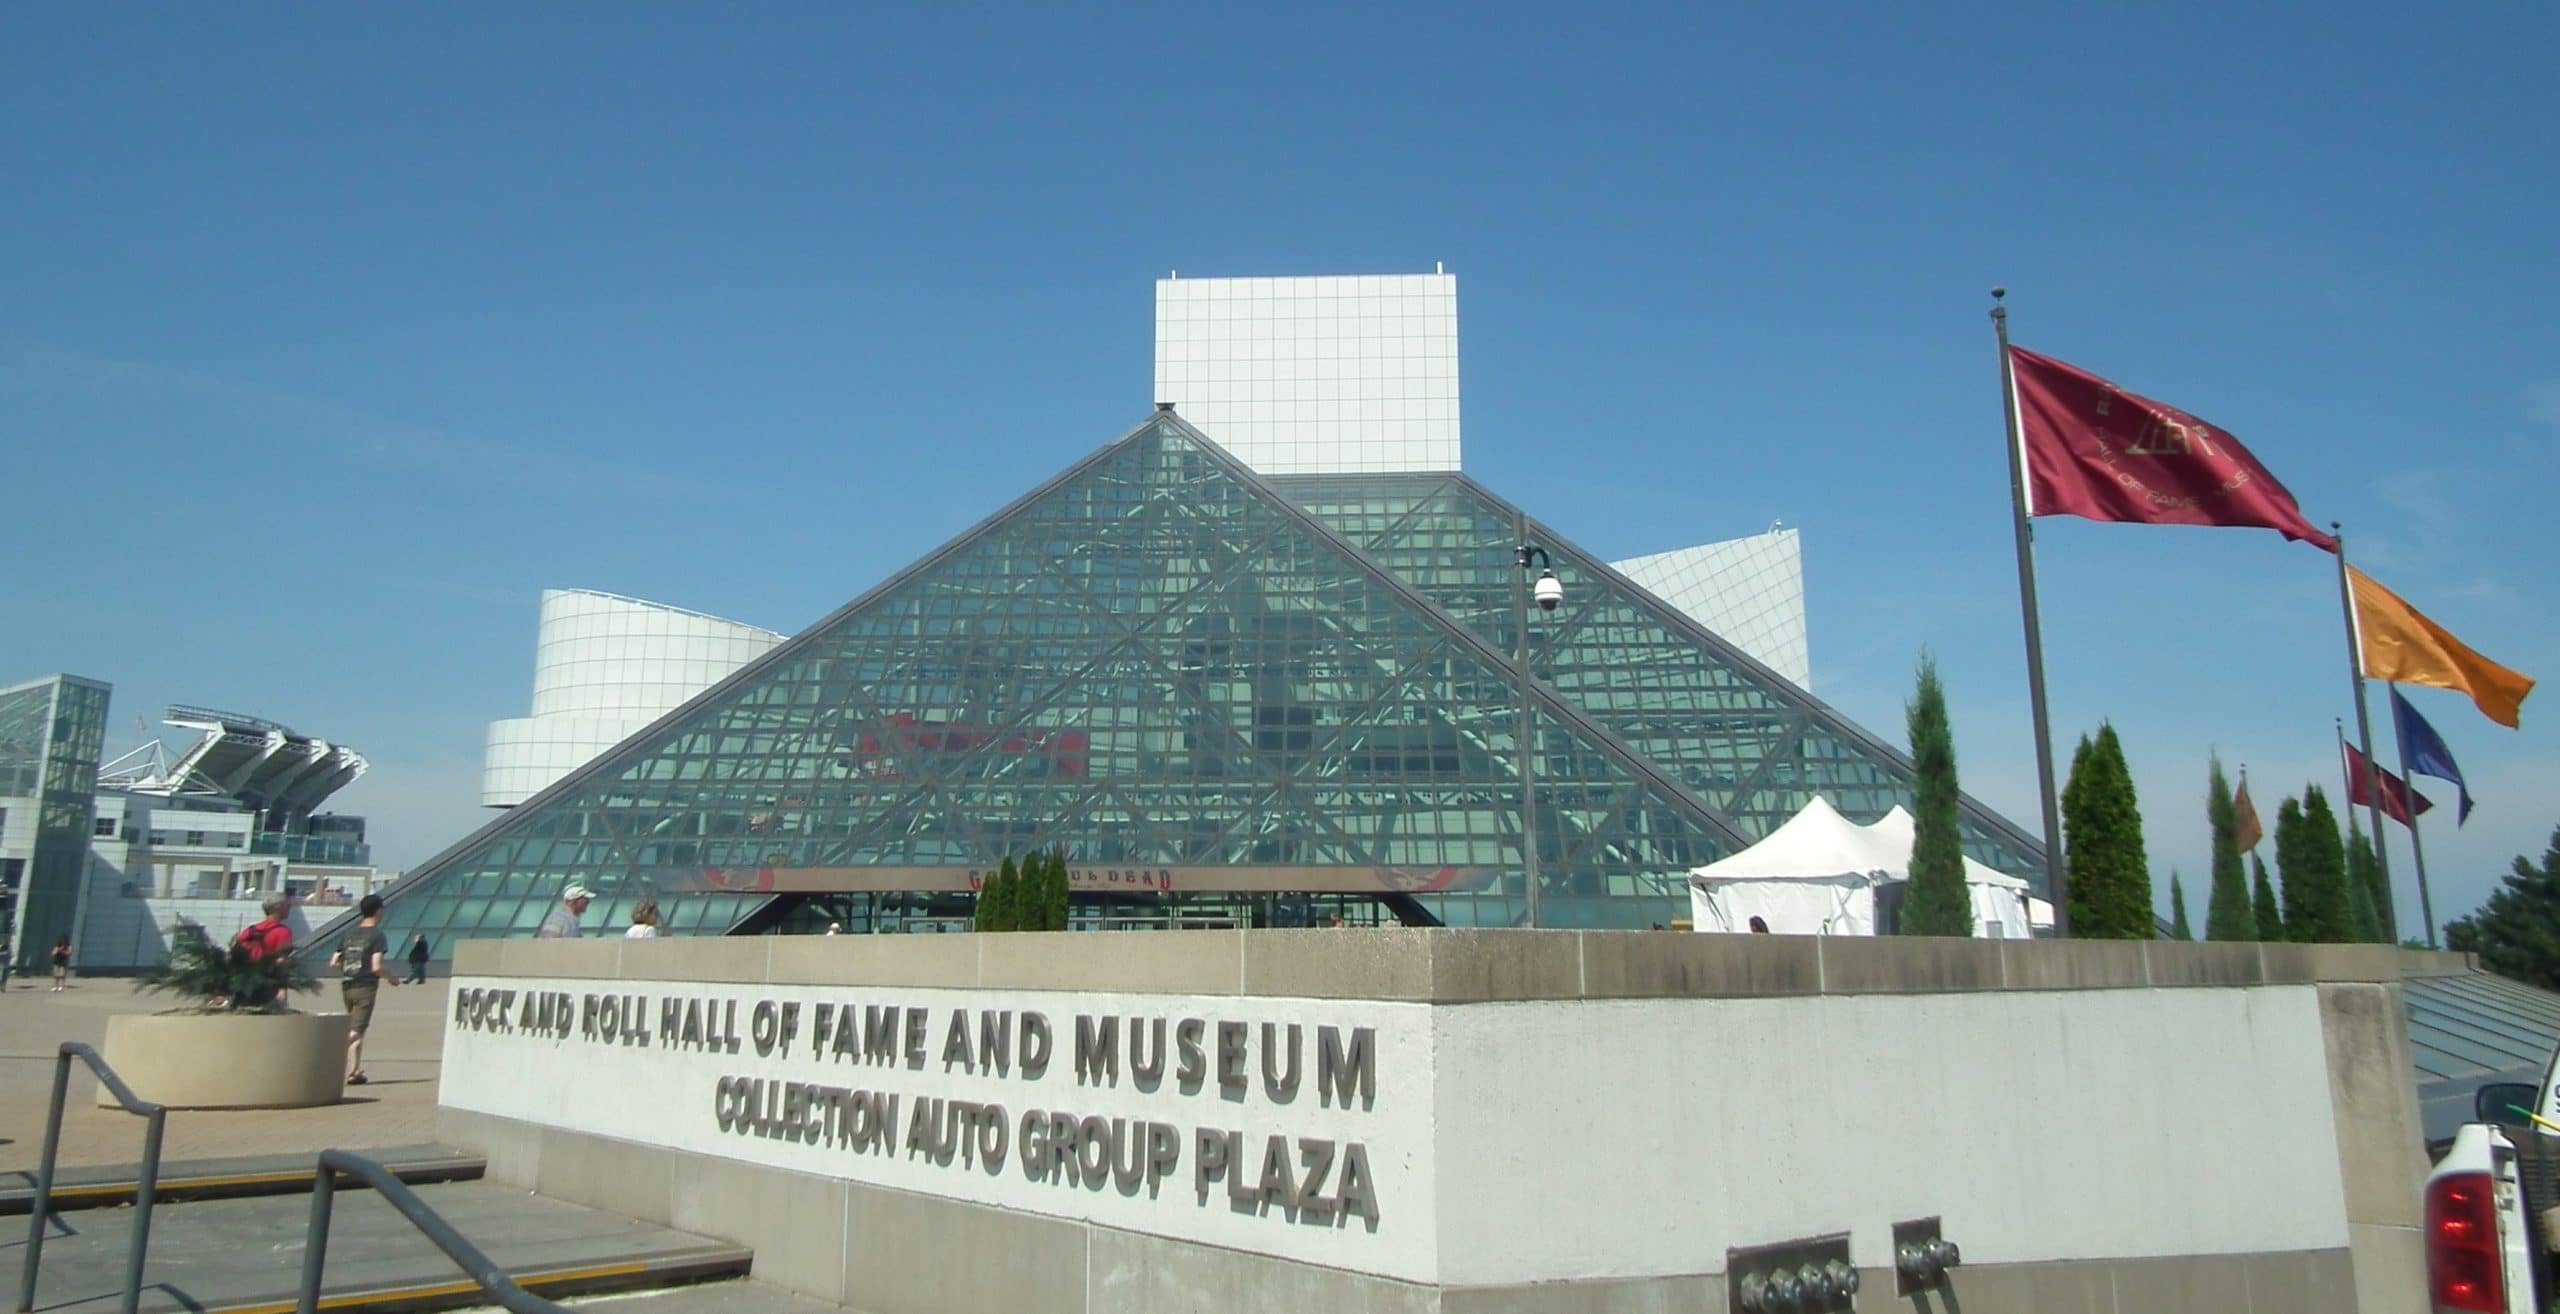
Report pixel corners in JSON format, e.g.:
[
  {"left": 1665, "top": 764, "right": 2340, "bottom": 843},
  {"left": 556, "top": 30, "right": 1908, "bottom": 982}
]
[
  {"left": 2341, "top": 740, "right": 2433, "bottom": 827},
  {"left": 2008, "top": 347, "right": 2338, "bottom": 551}
]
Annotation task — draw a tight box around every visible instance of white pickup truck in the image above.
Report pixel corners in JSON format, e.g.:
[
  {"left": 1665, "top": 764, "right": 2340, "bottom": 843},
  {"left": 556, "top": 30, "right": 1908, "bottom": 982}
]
[{"left": 2427, "top": 1041, "right": 2560, "bottom": 1312}]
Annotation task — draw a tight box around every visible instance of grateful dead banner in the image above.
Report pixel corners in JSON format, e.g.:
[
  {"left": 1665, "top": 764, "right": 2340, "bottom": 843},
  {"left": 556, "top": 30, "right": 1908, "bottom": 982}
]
[
  {"left": 665, "top": 864, "right": 1500, "bottom": 896},
  {"left": 2009, "top": 347, "right": 2337, "bottom": 552}
]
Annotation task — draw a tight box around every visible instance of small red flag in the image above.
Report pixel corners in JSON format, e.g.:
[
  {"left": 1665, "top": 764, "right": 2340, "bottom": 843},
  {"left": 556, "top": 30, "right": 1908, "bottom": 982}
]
[
  {"left": 2341, "top": 740, "right": 2433, "bottom": 827},
  {"left": 2009, "top": 347, "right": 2338, "bottom": 552}
]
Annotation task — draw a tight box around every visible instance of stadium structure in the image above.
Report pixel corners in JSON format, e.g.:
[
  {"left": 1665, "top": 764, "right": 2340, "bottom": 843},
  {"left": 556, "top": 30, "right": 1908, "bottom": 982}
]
[{"left": 1, "top": 677, "right": 383, "bottom": 971}]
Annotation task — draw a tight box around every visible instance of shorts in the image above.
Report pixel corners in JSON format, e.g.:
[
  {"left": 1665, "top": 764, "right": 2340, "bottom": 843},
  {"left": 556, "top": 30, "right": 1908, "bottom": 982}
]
[{"left": 342, "top": 980, "right": 380, "bottom": 1035}]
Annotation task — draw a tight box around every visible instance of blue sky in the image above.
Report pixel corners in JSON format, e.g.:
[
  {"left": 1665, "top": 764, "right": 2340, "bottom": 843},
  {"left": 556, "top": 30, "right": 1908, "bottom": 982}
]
[{"left": 5, "top": 4, "right": 2552, "bottom": 936}]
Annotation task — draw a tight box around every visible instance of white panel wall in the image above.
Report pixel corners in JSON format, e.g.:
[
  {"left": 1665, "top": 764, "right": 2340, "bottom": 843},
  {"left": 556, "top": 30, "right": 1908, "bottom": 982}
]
[
  {"left": 445, "top": 975, "right": 2354, "bottom": 1287},
  {"left": 1612, "top": 528, "right": 1811, "bottom": 690},
  {"left": 481, "top": 590, "right": 785, "bottom": 806},
  {"left": 75, "top": 867, "right": 321, "bottom": 971},
  {"left": 1154, "top": 274, "right": 1460, "bottom": 475},
  {"left": 1427, "top": 988, "right": 2347, "bottom": 1285},
  {"left": 446, "top": 981, "right": 1437, "bottom": 1279}
]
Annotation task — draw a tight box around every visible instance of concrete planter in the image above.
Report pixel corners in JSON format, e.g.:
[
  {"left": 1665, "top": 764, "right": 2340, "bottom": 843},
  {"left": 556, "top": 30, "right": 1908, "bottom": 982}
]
[{"left": 98, "top": 1011, "right": 350, "bottom": 1110}]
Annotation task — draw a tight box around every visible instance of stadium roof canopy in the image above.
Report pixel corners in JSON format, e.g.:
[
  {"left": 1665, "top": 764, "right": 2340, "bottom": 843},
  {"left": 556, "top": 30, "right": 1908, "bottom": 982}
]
[{"left": 99, "top": 704, "right": 367, "bottom": 825}]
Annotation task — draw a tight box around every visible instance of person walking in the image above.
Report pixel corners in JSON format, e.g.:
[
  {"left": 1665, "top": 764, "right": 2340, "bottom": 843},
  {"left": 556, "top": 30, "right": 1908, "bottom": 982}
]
[
  {"left": 536, "top": 883, "right": 593, "bottom": 939},
  {"left": 405, "top": 934, "right": 431, "bottom": 984},
  {"left": 327, "top": 895, "right": 397, "bottom": 1086},
  {"left": 49, "top": 938, "right": 72, "bottom": 991},
  {"left": 624, "top": 900, "right": 661, "bottom": 939}
]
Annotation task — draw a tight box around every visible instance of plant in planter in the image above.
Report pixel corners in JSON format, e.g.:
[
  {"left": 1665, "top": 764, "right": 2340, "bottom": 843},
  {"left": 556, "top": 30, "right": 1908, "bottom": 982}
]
[
  {"left": 109, "top": 918, "right": 346, "bottom": 1109},
  {"left": 138, "top": 919, "right": 318, "bottom": 1013}
]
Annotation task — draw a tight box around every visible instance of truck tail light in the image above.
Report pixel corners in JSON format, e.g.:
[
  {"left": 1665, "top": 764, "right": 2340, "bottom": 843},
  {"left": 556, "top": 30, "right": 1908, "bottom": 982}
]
[{"left": 2425, "top": 1170, "right": 2506, "bottom": 1313}]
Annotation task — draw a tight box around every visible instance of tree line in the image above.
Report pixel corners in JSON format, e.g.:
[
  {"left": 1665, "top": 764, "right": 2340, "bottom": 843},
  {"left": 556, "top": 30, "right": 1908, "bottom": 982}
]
[
  {"left": 976, "top": 852, "right": 1070, "bottom": 932},
  {"left": 1895, "top": 656, "right": 2428, "bottom": 946}
]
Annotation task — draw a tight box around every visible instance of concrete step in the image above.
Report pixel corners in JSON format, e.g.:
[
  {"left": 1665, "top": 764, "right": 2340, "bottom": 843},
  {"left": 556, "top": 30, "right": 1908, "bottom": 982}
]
[
  {"left": 0, "top": 1142, "right": 484, "bottom": 1214},
  {"left": 0, "top": 1179, "right": 750, "bottom": 1314},
  {"left": 507, "top": 1278, "right": 854, "bottom": 1314}
]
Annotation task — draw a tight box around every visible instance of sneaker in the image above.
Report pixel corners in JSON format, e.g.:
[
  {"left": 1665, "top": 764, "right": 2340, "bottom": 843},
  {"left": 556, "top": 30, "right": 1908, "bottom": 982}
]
[{"left": 348, "top": 1073, "right": 368, "bottom": 1086}]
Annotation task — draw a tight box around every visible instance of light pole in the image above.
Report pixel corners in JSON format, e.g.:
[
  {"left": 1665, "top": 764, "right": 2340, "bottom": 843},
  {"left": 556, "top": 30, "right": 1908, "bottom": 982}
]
[{"left": 1511, "top": 524, "right": 1562, "bottom": 929}]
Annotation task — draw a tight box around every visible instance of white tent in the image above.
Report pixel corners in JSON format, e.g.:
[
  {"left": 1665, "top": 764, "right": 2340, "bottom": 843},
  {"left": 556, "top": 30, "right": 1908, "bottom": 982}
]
[
  {"left": 1685, "top": 798, "right": 2038, "bottom": 938},
  {"left": 1684, "top": 796, "right": 1896, "bottom": 935},
  {"left": 1864, "top": 807, "right": 2037, "bottom": 939}
]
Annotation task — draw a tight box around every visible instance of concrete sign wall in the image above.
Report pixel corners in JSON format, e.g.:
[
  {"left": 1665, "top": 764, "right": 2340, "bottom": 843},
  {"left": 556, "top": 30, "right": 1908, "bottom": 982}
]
[
  {"left": 446, "top": 979, "right": 1436, "bottom": 1279},
  {"left": 438, "top": 932, "right": 2434, "bottom": 1313}
]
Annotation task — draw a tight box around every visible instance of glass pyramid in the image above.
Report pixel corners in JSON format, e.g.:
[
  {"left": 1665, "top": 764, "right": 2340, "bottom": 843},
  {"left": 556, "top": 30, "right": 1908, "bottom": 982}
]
[{"left": 343, "top": 413, "right": 2046, "bottom": 950}]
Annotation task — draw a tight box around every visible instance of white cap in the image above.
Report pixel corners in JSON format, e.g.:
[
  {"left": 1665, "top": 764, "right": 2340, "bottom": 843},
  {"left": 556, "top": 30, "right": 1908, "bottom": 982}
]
[{"left": 562, "top": 883, "right": 595, "bottom": 902}]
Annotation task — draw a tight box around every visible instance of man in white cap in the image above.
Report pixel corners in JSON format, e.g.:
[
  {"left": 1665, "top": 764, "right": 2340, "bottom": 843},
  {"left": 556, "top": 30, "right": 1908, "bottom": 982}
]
[{"left": 538, "top": 883, "right": 594, "bottom": 939}]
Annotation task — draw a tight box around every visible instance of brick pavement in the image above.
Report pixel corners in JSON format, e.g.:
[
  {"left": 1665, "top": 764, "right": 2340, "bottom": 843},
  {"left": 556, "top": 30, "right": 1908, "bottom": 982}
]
[{"left": 0, "top": 975, "right": 448, "bottom": 1173}]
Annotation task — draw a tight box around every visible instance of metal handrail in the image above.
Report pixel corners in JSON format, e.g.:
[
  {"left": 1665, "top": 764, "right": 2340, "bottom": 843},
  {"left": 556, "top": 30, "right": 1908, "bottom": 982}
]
[
  {"left": 16, "top": 1042, "right": 167, "bottom": 1314},
  {"left": 297, "top": 1149, "right": 570, "bottom": 1314}
]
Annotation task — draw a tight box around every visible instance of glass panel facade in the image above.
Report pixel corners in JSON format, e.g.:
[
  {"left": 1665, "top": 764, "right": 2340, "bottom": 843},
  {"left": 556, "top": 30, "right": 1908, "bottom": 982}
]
[
  {"left": 1273, "top": 473, "right": 2048, "bottom": 883},
  {"left": 336, "top": 414, "right": 2050, "bottom": 952},
  {"left": 347, "top": 421, "right": 1747, "bottom": 952},
  {"left": 0, "top": 676, "right": 110, "bottom": 969}
]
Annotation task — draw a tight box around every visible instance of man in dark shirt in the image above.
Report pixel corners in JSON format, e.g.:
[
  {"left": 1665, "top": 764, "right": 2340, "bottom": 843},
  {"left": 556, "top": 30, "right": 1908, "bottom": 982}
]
[
  {"left": 405, "top": 933, "right": 430, "bottom": 984},
  {"left": 328, "top": 895, "right": 398, "bottom": 1086}
]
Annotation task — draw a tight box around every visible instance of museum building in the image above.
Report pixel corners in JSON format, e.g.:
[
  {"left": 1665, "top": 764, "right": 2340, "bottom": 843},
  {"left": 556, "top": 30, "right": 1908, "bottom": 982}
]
[
  {"left": 325, "top": 273, "right": 2047, "bottom": 953},
  {"left": 341, "top": 407, "right": 2044, "bottom": 949}
]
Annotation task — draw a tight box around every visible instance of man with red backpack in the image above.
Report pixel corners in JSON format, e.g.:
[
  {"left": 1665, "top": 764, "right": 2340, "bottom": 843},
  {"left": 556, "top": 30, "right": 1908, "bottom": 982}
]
[{"left": 231, "top": 894, "right": 295, "bottom": 1009}]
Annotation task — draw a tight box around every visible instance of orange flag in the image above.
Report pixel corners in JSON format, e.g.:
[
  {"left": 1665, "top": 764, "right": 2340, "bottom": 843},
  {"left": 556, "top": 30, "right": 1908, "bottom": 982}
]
[
  {"left": 2348, "top": 566, "right": 2537, "bottom": 728},
  {"left": 2232, "top": 778, "right": 2264, "bottom": 852}
]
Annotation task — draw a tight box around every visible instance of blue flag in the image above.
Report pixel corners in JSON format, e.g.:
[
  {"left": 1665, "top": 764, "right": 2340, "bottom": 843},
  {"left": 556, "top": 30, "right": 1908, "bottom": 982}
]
[{"left": 2391, "top": 687, "right": 2474, "bottom": 825}]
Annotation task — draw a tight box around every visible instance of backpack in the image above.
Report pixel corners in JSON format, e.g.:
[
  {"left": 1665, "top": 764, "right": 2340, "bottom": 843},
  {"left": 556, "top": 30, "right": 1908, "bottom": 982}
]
[{"left": 232, "top": 920, "right": 289, "bottom": 965}]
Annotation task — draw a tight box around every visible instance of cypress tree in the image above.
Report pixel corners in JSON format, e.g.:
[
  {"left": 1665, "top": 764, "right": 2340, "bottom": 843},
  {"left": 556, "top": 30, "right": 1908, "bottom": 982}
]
[
  {"left": 2169, "top": 873, "right": 2192, "bottom": 940},
  {"left": 981, "top": 855, "right": 1020, "bottom": 932},
  {"left": 2061, "top": 734, "right": 2094, "bottom": 926},
  {"left": 2345, "top": 856, "right": 2384, "bottom": 944},
  {"left": 2302, "top": 788, "right": 2355, "bottom": 943},
  {"left": 2344, "top": 818, "right": 2386, "bottom": 943},
  {"left": 2062, "top": 723, "right": 2153, "bottom": 939},
  {"left": 2204, "top": 757, "right": 2255, "bottom": 941},
  {"left": 2345, "top": 819, "right": 2392, "bottom": 944},
  {"left": 1899, "top": 655, "right": 1973, "bottom": 936},
  {"left": 2277, "top": 789, "right": 2354, "bottom": 944},
  {"left": 2251, "top": 854, "right": 2283, "bottom": 941},
  {"left": 2274, "top": 798, "right": 2309, "bottom": 939},
  {"left": 1042, "top": 851, "right": 1070, "bottom": 931}
]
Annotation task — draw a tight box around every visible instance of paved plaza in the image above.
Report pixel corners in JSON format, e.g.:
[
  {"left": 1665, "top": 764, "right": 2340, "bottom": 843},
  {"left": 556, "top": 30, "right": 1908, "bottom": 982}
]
[{"left": 0, "top": 974, "right": 448, "bottom": 1174}]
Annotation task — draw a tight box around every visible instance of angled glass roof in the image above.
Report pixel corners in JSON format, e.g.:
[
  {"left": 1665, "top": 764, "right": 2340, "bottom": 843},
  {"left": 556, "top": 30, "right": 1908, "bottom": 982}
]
[
  {"left": 2405, "top": 963, "right": 2560, "bottom": 1143},
  {"left": 1273, "top": 472, "right": 2047, "bottom": 878},
  {"left": 339, "top": 414, "right": 1789, "bottom": 948}
]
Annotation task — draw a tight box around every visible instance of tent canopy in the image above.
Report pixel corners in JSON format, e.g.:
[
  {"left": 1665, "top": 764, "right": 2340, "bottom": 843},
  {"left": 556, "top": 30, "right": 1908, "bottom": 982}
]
[{"left": 1687, "top": 798, "right": 2036, "bottom": 937}]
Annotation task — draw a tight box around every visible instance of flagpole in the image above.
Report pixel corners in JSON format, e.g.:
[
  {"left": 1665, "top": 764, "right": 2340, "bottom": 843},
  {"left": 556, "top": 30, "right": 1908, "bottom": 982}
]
[
  {"left": 2386, "top": 681, "right": 2441, "bottom": 948},
  {"left": 2332, "top": 718, "right": 2371, "bottom": 924},
  {"left": 1992, "top": 288, "right": 2068, "bottom": 935},
  {"left": 2330, "top": 522, "right": 2399, "bottom": 939}
]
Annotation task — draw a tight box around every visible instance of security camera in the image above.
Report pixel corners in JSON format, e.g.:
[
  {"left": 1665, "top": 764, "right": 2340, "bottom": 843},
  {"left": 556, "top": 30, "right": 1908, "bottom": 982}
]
[{"left": 1532, "top": 571, "right": 1563, "bottom": 612}]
